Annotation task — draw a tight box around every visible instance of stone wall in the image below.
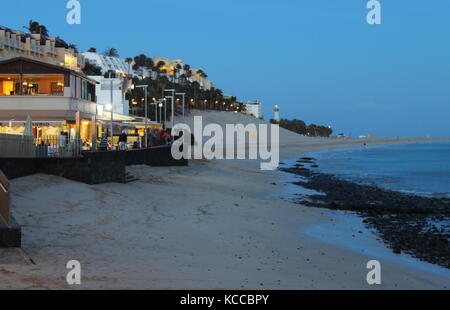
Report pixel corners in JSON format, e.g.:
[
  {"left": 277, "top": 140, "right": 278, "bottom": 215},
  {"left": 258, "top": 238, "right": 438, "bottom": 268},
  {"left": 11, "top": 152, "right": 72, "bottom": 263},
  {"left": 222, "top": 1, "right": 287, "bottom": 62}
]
[{"left": 0, "top": 146, "right": 187, "bottom": 185}]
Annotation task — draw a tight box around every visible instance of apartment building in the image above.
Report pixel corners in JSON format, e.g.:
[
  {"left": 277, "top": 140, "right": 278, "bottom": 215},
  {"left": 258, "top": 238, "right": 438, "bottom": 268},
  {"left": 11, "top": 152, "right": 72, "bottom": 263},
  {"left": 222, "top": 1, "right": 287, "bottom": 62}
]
[
  {"left": 244, "top": 101, "right": 263, "bottom": 119},
  {"left": 0, "top": 26, "right": 84, "bottom": 72},
  {"left": 83, "top": 52, "right": 158, "bottom": 80},
  {"left": 190, "top": 68, "right": 215, "bottom": 91}
]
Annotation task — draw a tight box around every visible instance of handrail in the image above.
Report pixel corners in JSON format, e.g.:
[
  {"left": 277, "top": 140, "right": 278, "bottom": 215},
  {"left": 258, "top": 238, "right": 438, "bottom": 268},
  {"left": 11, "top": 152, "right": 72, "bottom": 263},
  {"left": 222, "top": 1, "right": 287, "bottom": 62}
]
[{"left": 0, "top": 169, "right": 10, "bottom": 225}]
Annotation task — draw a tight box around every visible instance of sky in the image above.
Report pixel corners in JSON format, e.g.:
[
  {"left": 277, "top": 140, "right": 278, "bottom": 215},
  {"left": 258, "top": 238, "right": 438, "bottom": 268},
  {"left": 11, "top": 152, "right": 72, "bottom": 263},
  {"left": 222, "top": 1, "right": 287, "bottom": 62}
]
[{"left": 1, "top": 0, "right": 449, "bottom": 137}]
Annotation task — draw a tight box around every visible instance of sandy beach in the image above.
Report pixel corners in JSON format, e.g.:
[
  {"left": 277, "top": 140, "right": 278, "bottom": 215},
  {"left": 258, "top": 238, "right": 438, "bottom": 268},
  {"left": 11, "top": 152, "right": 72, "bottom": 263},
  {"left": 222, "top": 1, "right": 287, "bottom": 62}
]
[{"left": 1, "top": 111, "right": 449, "bottom": 290}]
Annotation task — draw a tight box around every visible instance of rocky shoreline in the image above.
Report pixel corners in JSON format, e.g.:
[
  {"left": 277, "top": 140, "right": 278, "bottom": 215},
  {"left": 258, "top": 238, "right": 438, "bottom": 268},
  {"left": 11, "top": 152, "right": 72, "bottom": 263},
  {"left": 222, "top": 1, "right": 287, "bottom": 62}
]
[{"left": 280, "top": 157, "right": 450, "bottom": 269}]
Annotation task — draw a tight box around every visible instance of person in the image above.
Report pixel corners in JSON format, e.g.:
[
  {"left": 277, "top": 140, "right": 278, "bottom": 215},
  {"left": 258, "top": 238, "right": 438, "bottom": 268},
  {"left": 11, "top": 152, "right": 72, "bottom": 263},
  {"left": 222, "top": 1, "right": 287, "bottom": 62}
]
[
  {"left": 99, "top": 136, "right": 108, "bottom": 151},
  {"left": 158, "top": 130, "right": 165, "bottom": 146},
  {"left": 119, "top": 131, "right": 128, "bottom": 151},
  {"left": 164, "top": 131, "right": 172, "bottom": 146}
]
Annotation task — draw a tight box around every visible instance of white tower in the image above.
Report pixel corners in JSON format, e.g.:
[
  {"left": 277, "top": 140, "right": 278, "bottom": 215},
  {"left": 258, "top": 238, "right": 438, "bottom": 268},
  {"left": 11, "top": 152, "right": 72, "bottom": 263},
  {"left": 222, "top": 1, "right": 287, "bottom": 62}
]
[{"left": 274, "top": 104, "right": 280, "bottom": 122}]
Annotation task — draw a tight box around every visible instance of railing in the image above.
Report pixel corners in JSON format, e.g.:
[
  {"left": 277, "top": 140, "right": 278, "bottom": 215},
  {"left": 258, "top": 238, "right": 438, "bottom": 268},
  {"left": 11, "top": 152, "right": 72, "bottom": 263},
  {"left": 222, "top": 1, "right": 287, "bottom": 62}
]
[
  {"left": 0, "top": 169, "right": 9, "bottom": 225},
  {"left": 0, "top": 134, "right": 34, "bottom": 158},
  {"left": 34, "top": 136, "right": 82, "bottom": 158},
  {"left": 0, "top": 134, "right": 82, "bottom": 158}
]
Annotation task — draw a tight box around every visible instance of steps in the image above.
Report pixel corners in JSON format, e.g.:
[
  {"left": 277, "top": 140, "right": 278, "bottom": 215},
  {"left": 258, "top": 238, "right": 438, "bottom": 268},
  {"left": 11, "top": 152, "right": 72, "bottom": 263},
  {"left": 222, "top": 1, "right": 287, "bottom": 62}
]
[{"left": 124, "top": 172, "right": 139, "bottom": 184}]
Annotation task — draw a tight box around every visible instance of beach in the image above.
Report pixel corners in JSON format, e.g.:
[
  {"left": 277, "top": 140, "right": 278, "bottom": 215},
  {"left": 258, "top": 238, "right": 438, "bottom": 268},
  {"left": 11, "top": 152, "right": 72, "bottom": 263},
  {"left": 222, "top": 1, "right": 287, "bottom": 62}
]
[{"left": 1, "top": 111, "right": 449, "bottom": 290}]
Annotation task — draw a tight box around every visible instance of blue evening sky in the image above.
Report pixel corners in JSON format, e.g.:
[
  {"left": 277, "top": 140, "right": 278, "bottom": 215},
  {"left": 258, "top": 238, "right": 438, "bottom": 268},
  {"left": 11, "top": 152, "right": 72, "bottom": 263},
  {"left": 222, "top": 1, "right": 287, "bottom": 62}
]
[{"left": 1, "top": 0, "right": 449, "bottom": 137}]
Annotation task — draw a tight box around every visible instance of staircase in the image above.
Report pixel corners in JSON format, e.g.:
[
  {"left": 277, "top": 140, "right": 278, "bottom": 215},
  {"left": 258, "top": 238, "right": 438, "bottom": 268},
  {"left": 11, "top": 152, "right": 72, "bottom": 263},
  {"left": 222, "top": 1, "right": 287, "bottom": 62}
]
[{"left": 124, "top": 172, "right": 139, "bottom": 184}]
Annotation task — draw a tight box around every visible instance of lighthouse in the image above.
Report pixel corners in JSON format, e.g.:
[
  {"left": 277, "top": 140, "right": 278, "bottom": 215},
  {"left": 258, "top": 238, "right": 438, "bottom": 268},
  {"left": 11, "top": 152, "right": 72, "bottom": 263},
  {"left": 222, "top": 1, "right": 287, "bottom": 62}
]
[{"left": 274, "top": 104, "right": 280, "bottom": 122}]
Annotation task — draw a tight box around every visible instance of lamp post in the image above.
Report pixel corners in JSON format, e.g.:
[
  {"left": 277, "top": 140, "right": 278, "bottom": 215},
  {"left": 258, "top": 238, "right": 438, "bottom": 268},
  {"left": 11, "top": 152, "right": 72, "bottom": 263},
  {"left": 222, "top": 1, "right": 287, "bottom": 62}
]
[
  {"left": 176, "top": 92, "right": 186, "bottom": 118},
  {"left": 158, "top": 102, "right": 163, "bottom": 124},
  {"left": 163, "top": 98, "right": 169, "bottom": 126},
  {"left": 109, "top": 71, "right": 114, "bottom": 147},
  {"left": 136, "top": 85, "right": 149, "bottom": 148},
  {"left": 164, "top": 89, "right": 175, "bottom": 128}
]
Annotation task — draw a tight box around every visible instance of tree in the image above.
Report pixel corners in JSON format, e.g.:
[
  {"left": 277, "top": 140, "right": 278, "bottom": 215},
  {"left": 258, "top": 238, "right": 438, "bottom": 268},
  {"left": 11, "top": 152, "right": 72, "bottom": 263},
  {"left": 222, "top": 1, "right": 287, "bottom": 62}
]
[
  {"left": 87, "top": 47, "right": 97, "bottom": 53},
  {"left": 133, "top": 54, "right": 154, "bottom": 69},
  {"left": 82, "top": 63, "right": 103, "bottom": 76},
  {"left": 197, "top": 69, "right": 208, "bottom": 79},
  {"left": 24, "top": 20, "right": 49, "bottom": 36},
  {"left": 104, "top": 48, "right": 119, "bottom": 57}
]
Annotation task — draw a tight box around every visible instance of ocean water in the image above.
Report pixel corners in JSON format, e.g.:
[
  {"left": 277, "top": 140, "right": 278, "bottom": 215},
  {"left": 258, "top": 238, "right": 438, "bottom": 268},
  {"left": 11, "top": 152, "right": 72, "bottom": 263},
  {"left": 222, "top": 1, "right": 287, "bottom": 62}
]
[{"left": 309, "top": 141, "right": 450, "bottom": 198}]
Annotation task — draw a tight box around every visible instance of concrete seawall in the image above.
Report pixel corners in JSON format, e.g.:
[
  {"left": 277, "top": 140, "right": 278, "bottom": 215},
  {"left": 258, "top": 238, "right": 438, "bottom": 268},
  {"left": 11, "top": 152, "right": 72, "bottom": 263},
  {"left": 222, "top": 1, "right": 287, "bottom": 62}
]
[{"left": 0, "top": 146, "right": 188, "bottom": 185}]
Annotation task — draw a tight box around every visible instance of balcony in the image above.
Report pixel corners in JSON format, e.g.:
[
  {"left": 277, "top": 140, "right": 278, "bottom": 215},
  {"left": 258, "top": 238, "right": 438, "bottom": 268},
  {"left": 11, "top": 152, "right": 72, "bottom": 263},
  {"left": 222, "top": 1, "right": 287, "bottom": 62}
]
[{"left": 0, "top": 96, "right": 98, "bottom": 118}]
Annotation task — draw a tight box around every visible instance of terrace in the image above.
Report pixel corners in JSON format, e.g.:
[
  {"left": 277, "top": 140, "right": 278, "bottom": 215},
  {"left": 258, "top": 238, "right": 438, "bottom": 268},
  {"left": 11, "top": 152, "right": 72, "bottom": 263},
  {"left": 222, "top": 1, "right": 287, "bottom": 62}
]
[{"left": 0, "top": 57, "right": 97, "bottom": 120}]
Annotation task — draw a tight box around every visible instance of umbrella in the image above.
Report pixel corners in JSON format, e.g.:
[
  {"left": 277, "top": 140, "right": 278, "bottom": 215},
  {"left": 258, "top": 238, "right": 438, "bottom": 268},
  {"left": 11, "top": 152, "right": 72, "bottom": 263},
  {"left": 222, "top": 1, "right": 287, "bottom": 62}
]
[{"left": 24, "top": 115, "right": 33, "bottom": 137}]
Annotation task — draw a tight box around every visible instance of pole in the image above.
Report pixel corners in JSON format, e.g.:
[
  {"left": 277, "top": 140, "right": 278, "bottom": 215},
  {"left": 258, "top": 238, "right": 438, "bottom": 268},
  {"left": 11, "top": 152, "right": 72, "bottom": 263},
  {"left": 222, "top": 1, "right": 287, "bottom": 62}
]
[
  {"left": 182, "top": 93, "right": 185, "bottom": 118},
  {"left": 176, "top": 93, "right": 186, "bottom": 118},
  {"left": 164, "top": 100, "right": 167, "bottom": 126},
  {"left": 144, "top": 88, "right": 148, "bottom": 148},
  {"left": 110, "top": 74, "right": 114, "bottom": 149},
  {"left": 171, "top": 95, "right": 174, "bottom": 128}
]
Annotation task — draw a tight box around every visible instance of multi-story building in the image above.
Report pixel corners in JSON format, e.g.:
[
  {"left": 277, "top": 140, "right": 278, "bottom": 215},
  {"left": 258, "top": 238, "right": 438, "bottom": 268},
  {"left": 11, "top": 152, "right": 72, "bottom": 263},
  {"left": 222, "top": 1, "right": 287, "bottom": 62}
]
[
  {"left": 83, "top": 52, "right": 159, "bottom": 80},
  {"left": 88, "top": 76, "right": 133, "bottom": 119},
  {"left": 190, "top": 68, "right": 215, "bottom": 91},
  {"left": 244, "top": 101, "right": 263, "bottom": 119},
  {"left": 0, "top": 57, "right": 97, "bottom": 142},
  {"left": 83, "top": 52, "right": 133, "bottom": 76},
  {"left": 0, "top": 26, "right": 84, "bottom": 72}
]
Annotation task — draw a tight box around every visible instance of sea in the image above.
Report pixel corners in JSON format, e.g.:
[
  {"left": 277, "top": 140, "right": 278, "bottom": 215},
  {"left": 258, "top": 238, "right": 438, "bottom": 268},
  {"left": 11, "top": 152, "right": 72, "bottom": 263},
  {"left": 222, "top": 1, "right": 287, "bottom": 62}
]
[
  {"left": 309, "top": 141, "right": 450, "bottom": 199},
  {"left": 276, "top": 140, "right": 450, "bottom": 277}
]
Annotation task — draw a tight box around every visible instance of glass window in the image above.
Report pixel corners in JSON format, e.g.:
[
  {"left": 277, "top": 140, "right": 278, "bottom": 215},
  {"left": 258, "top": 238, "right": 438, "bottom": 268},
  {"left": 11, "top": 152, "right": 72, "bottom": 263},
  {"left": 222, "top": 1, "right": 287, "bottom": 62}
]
[{"left": 0, "top": 74, "right": 64, "bottom": 96}]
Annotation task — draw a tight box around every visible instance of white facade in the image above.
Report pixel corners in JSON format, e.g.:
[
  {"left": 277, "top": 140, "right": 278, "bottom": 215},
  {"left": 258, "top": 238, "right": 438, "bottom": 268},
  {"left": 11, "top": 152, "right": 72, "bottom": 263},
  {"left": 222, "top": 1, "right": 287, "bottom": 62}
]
[
  {"left": 89, "top": 76, "right": 130, "bottom": 118},
  {"left": 245, "top": 101, "right": 263, "bottom": 119},
  {"left": 83, "top": 52, "right": 135, "bottom": 76}
]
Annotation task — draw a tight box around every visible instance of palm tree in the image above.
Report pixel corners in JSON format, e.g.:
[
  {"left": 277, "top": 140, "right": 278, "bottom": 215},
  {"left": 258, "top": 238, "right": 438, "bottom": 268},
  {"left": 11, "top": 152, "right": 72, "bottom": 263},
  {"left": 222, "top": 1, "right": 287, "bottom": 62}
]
[
  {"left": 155, "top": 61, "right": 166, "bottom": 74},
  {"left": 191, "top": 81, "right": 201, "bottom": 109},
  {"left": 87, "top": 47, "right": 97, "bottom": 53},
  {"left": 174, "top": 64, "right": 182, "bottom": 83},
  {"left": 104, "top": 48, "right": 119, "bottom": 58},
  {"left": 24, "top": 20, "right": 49, "bottom": 36},
  {"left": 134, "top": 54, "right": 154, "bottom": 69},
  {"left": 197, "top": 69, "right": 208, "bottom": 79}
]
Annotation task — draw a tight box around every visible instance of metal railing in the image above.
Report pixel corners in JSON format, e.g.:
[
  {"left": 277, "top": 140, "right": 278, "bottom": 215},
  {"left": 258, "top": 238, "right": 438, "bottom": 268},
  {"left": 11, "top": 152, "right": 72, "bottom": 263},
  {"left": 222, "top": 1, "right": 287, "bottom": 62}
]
[
  {"left": 0, "top": 134, "right": 34, "bottom": 158},
  {"left": 0, "top": 134, "right": 82, "bottom": 158},
  {"left": 34, "top": 136, "right": 82, "bottom": 158}
]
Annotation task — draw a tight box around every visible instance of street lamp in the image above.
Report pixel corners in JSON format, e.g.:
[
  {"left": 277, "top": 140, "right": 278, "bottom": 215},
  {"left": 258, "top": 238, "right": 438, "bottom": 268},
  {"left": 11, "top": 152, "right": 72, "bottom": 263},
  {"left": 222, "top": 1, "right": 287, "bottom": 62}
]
[
  {"left": 136, "top": 85, "right": 149, "bottom": 148},
  {"left": 164, "top": 89, "right": 175, "bottom": 128},
  {"left": 176, "top": 92, "right": 186, "bottom": 118},
  {"left": 158, "top": 102, "right": 163, "bottom": 124},
  {"left": 163, "top": 97, "right": 171, "bottom": 127},
  {"left": 108, "top": 70, "right": 120, "bottom": 148}
]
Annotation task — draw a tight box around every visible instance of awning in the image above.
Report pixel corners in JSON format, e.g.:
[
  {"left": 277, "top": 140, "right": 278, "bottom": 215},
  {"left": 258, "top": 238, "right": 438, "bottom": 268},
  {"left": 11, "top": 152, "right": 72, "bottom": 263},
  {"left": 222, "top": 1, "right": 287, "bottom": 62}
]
[{"left": 0, "top": 120, "right": 64, "bottom": 127}]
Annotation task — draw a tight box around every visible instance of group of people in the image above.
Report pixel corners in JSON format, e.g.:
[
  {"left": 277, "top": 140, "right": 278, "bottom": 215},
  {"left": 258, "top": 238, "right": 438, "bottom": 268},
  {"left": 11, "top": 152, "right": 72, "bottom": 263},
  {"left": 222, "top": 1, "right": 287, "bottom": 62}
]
[
  {"left": 98, "top": 129, "right": 173, "bottom": 152},
  {"left": 148, "top": 129, "right": 172, "bottom": 147}
]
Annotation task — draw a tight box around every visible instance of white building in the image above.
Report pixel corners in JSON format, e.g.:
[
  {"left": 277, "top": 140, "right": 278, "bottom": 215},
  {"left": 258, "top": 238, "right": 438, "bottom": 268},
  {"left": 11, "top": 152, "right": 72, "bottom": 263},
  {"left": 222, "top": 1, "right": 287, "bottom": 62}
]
[
  {"left": 89, "top": 76, "right": 133, "bottom": 120},
  {"left": 83, "top": 52, "right": 135, "bottom": 76},
  {"left": 244, "top": 101, "right": 263, "bottom": 119}
]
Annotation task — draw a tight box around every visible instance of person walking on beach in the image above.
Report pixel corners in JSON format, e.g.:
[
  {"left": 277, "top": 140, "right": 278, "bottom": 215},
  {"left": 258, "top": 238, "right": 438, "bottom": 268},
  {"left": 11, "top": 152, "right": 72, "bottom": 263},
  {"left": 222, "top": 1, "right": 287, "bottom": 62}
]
[{"left": 119, "top": 131, "right": 128, "bottom": 151}]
